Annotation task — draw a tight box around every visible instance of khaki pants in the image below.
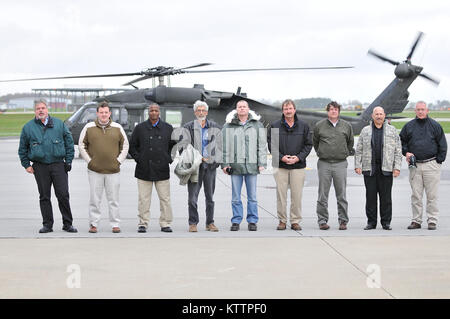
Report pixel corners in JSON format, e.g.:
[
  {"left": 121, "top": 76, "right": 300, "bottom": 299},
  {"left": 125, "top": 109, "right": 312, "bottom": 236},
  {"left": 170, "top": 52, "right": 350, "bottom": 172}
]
[
  {"left": 273, "top": 168, "right": 305, "bottom": 224},
  {"left": 409, "top": 160, "right": 441, "bottom": 224},
  {"left": 137, "top": 178, "right": 173, "bottom": 228},
  {"left": 88, "top": 169, "right": 120, "bottom": 228}
]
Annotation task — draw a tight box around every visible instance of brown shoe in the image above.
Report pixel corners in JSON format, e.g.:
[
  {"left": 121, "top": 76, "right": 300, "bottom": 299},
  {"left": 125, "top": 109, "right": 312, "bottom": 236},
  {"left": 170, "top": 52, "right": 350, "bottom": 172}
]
[
  {"left": 407, "top": 222, "right": 421, "bottom": 229},
  {"left": 206, "top": 223, "right": 219, "bottom": 232},
  {"left": 89, "top": 225, "right": 97, "bottom": 233},
  {"left": 189, "top": 224, "right": 198, "bottom": 232},
  {"left": 339, "top": 222, "right": 347, "bottom": 230},
  {"left": 291, "top": 223, "right": 302, "bottom": 231},
  {"left": 277, "top": 222, "right": 286, "bottom": 230},
  {"left": 319, "top": 223, "right": 330, "bottom": 230},
  {"left": 112, "top": 227, "right": 120, "bottom": 233},
  {"left": 428, "top": 223, "right": 437, "bottom": 230}
]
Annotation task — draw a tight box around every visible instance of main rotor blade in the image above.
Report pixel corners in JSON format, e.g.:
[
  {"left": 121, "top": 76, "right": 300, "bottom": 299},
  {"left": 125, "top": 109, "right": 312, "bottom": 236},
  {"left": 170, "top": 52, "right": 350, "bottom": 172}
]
[
  {"left": 407, "top": 31, "right": 424, "bottom": 61},
  {"left": 123, "top": 75, "right": 152, "bottom": 86},
  {"left": 419, "top": 72, "right": 440, "bottom": 86},
  {"left": 367, "top": 49, "right": 399, "bottom": 66},
  {"left": 0, "top": 72, "right": 143, "bottom": 83},
  {"left": 183, "top": 66, "right": 354, "bottom": 74},
  {"left": 179, "top": 63, "right": 213, "bottom": 70}
]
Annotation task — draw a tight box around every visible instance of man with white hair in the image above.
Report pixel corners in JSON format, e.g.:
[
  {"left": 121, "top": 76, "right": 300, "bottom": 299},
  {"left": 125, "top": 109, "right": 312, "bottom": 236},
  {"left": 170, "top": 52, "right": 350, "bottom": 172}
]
[
  {"left": 355, "top": 106, "right": 402, "bottom": 230},
  {"left": 179, "top": 100, "right": 222, "bottom": 232},
  {"left": 400, "top": 101, "right": 447, "bottom": 230}
]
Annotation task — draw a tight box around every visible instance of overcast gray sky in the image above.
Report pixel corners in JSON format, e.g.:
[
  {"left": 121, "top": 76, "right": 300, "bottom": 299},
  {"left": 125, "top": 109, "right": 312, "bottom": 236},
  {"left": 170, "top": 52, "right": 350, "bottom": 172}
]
[{"left": 0, "top": 0, "right": 449, "bottom": 104}]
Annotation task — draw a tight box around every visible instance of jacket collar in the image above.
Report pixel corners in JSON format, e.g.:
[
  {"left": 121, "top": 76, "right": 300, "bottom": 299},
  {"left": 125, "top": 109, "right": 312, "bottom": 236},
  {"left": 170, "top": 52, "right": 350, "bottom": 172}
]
[
  {"left": 35, "top": 115, "right": 54, "bottom": 128},
  {"left": 95, "top": 118, "right": 112, "bottom": 128},
  {"left": 281, "top": 113, "right": 298, "bottom": 128},
  {"left": 225, "top": 109, "right": 261, "bottom": 124}
]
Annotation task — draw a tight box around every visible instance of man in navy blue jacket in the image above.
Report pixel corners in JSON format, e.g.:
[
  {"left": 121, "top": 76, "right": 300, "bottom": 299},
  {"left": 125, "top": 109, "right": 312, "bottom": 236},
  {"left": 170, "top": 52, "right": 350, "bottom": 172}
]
[
  {"left": 267, "top": 99, "right": 312, "bottom": 231},
  {"left": 400, "top": 101, "right": 447, "bottom": 230}
]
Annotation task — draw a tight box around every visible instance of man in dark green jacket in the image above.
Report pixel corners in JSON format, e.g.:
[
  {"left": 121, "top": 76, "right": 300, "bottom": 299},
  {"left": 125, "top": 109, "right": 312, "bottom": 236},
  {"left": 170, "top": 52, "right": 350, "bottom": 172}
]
[
  {"left": 313, "top": 101, "right": 354, "bottom": 230},
  {"left": 18, "top": 99, "right": 77, "bottom": 234}
]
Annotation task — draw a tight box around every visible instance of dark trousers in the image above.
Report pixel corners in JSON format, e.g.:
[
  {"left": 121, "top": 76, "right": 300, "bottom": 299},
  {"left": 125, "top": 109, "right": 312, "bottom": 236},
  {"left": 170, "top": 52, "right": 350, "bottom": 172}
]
[
  {"left": 33, "top": 162, "right": 73, "bottom": 229},
  {"left": 187, "top": 163, "right": 216, "bottom": 225},
  {"left": 363, "top": 167, "right": 393, "bottom": 227}
]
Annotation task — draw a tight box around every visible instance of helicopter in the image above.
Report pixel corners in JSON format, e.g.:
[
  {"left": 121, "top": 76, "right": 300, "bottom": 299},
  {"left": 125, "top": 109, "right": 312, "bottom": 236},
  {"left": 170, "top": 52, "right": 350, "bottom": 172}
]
[{"left": 0, "top": 32, "right": 439, "bottom": 144}]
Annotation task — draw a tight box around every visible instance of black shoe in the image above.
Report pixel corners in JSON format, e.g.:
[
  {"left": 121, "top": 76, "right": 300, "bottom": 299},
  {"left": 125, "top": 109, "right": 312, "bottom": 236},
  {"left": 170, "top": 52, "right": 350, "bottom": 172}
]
[
  {"left": 161, "top": 227, "right": 173, "bottom": 233},
  {"left": 248, "top": 223, "right": 257, "bottom": 231},
  {"left": 62, "top": 225, "right": 78, "bottom": 233},
  {"left": 364, "top": 224, "right": 376, "bottom": 230},
  {"left": 382, "top": 225, "right": 392, "bottom": 230},
  {"left": 230, "top": 223, "right": 240, "bottom": 231},
  {"left": 39, "top": 227, "right": 53, "bottom": 233},
  {"left": 138, "top": 226, "right": 147, "bottom": 233}
]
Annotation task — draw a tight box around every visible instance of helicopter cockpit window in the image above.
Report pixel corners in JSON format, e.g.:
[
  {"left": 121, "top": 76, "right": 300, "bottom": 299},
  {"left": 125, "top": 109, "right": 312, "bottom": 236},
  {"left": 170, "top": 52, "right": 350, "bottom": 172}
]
[
  {"left": 110, "top": 108, "right": 128, "bottom": 127},
  {"left": 165, "top": 110, "right": 182, "bottom": 128},
  {"left": 79, "top": 108, "right": 97, "bottom": 124}
]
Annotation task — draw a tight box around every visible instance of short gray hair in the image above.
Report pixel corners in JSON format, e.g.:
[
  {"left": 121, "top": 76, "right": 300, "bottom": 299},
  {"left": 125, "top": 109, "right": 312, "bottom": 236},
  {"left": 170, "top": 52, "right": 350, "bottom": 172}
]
[
  {"left": 416, "top": 101, "right": 427, "bottom": 108},
  {"left": 193, "top": 100, "right": 209, "bottom": 112},
  {"left": 34, "top": 98, "right": 48, "bottom": 108}
]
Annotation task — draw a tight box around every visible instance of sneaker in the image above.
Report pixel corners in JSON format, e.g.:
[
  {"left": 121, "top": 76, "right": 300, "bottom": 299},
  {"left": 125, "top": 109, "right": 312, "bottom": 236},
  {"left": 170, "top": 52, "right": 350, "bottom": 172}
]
[
  {"left": 382, "top": 224, "right": 392, "bottom": 230},
  {"left": 277, "top": 222, "right": 286, "bottom": 230},
  {"left": 230, "top": 223, "right": 240, "bottom": 231},
  {"left": 291, "top": 223, "right": 302, "bottom": 231},
  {"left": 364, "top": 224, "right": 376, "bottom": 230},
  {"left": 407, "top": 222, "right": 421, "bottom": 229},
  {"left": 138, "top": 226, "right": 147, "bottom": 233},
  {"left": 206, "top": 223, "right": 219, "bottom": 232},
  {"left": 189, "top": 224, "right": 198, "bottom": 232},
  {"left": 161, "top": 227, "right": 173, "bottom": 233},
  {"left": 319, "top": 223, "right": 330, "bottom": 230},
  {"left": 248, "top": 223, "right": 257, "bottom": 231},
  {"left": 428, "top": 223, "right": 437, "bottom": 230},
  {"left": 112, "top": 227, "right": 121, "bottom": 233},
  {"left": 89, "top": 225, "right": 98, "bottom": 233},
  {"left": 339, "top": 222, "right": 347, "bottom": 230}
]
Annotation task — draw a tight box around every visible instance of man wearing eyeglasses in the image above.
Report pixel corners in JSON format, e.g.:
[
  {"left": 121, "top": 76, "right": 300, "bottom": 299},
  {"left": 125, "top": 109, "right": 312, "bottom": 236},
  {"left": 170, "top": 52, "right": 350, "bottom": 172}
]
[{"left": 179, "top": 100, "right": 222, "bottom": 232}]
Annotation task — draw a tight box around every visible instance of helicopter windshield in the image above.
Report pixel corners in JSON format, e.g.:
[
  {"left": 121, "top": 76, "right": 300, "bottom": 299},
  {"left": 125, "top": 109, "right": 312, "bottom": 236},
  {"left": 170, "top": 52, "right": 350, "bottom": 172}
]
[{"left": 66, "top": 102, "right": 97, "bottom": 124}]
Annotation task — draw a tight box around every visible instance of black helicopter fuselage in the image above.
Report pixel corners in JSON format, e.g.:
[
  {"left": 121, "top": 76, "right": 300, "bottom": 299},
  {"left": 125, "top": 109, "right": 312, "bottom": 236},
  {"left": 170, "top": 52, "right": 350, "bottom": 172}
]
[{"left": 65, "top": 68, "right": 416, "bottom": 145}]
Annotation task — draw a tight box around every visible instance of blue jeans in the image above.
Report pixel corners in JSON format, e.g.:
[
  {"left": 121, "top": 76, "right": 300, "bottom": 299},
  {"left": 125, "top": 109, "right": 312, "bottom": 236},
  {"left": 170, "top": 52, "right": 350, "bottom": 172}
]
[{"left": 231, "top": 174, "right": 258, "bottom": 224}]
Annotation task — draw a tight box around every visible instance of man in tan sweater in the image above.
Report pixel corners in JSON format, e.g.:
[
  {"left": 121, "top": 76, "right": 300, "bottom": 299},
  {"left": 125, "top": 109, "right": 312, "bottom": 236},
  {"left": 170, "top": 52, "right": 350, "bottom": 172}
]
[{"left": 78, "top": 101, "right": 129, "bottom": 233}]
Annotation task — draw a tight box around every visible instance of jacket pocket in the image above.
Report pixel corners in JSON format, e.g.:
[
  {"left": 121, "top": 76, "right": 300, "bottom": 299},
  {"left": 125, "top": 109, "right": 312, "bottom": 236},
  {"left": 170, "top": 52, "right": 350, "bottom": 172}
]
[
  {"left": 52, "top": 138, "right": 66, "bottom": 157},
  {"left": 29, "top": 141, "right": 45, "bottom": 161}
]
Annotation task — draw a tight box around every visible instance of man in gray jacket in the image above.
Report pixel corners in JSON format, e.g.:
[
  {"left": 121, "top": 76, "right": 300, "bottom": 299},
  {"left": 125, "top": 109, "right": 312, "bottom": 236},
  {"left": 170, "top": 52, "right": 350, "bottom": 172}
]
[
  {"left": 178, "top": 100, "right": 222, "bottom": 232},
  {"left": 355, "top": 106, "right": 402, "bottom": 230},
  {"left": 313, "top": 101, "right": 354, "bottom": 230}
]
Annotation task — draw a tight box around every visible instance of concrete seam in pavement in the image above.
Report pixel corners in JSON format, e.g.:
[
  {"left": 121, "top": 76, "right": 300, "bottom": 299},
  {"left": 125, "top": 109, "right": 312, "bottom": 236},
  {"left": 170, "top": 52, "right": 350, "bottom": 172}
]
[
  {"left": 217, "top": 174, "right": 399, "bottom": 298},
  {"left": 318, "top": 236, "right": 397, "bottom": 299}
]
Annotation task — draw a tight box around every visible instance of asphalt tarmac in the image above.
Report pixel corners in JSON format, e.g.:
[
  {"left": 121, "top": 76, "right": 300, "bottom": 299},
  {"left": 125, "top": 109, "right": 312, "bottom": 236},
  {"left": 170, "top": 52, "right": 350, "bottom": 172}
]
[{"left": 0, "top": 136, "right": 449, "bottom": 299}]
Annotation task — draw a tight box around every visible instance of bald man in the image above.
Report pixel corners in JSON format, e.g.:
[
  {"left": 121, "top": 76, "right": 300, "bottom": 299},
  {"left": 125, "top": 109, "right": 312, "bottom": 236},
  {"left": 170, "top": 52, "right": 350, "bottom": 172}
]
[
  {"left": 400, "top": 101, "right": 447, "bottom": 230},
  {"left": 355, "top": 106, "right": 402, "bottom": 230}
]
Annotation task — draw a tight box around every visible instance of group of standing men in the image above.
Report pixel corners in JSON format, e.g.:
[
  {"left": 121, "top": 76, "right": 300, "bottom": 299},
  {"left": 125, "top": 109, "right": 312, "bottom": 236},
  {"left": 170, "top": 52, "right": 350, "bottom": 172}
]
[{"left": 18, "top": 98, "right": 446, "bottom": 233}]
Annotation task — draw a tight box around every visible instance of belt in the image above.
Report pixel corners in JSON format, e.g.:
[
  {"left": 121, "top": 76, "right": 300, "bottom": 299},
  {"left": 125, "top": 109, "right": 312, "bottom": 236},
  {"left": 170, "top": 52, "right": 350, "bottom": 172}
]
[{"left": 416, "top": 157, "right": 436, "bottom": 163}]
